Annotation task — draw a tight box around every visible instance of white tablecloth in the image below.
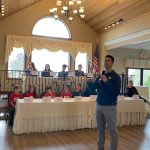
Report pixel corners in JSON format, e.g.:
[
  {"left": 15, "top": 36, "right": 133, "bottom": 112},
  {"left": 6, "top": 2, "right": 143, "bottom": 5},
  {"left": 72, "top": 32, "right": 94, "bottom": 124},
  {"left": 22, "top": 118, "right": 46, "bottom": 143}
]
[
  {"left": 135, "top": 86, "right": 149, "bottom": 100},
  {"left": 13, "top": 97, "right": 146, "bottom": 134},
  {"left": 90, "top": 97, "right": 146, "bottom": 128},
  {"left": 135, "top": 86, "right": 150, "bottom": 114},
  {"left": 13, "top": 98, "right": 91, "bottom": 134}
]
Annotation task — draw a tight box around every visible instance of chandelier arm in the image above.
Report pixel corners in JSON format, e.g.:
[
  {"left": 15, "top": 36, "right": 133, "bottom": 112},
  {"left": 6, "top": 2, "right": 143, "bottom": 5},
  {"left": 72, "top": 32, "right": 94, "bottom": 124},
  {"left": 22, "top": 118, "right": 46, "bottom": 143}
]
[{"left": 49, "top": 0, "right": 85, "bottom": 23}]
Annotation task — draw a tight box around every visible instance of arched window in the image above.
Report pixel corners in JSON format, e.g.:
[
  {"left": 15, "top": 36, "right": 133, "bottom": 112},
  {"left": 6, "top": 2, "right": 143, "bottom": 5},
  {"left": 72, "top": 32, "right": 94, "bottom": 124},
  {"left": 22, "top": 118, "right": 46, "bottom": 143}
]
[
  {"left": 31, "top": 17, "right": 71, "bottom": 72},
  {"left": 32, "top": 17, "right": 71, "bottom": 39}
]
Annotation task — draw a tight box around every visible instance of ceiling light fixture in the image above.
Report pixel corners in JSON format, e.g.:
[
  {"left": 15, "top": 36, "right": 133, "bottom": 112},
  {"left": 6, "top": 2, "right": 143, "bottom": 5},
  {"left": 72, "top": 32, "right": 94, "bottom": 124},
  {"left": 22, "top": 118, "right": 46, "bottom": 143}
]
[
  {"left": 49, "top": 0, "right": 85, "bottom": 23},
  {"left": 104, "top": 19, "right": 123, "bottom": 30},
  {"left": 0, "top": 0, "right": 4, "bottom": 16}
]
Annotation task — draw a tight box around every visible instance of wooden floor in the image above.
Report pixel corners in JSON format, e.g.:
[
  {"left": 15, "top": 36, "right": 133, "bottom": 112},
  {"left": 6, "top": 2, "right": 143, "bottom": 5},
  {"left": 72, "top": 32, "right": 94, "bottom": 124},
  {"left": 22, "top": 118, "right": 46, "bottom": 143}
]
[{"left": 0, "top": 120, "right": 150, "bottom": 150}]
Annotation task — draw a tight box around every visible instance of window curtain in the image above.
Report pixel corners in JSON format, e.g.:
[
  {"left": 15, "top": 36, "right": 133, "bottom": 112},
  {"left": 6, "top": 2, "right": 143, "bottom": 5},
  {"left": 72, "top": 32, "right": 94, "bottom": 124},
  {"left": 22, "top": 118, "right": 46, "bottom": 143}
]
[{"left": 5, "top": 35, "right": 92, "bottom": 63}]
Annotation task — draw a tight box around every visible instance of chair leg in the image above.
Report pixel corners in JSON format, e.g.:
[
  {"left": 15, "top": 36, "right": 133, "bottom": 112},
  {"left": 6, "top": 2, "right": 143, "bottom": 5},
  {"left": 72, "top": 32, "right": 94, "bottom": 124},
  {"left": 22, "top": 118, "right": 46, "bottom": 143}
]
[{"left": 5, "top": 113, "right": 9, "bottom": 124}]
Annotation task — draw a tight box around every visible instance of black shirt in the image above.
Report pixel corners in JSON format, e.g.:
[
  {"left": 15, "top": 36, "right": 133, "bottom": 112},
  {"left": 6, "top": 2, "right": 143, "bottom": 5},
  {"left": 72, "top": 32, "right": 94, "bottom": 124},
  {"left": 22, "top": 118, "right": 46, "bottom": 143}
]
[
  {"left": 58, "top": 71, "right": 68, "bottom": 78},
  {"left": 75, "top": 70, "right": 85, "bottom": 77},
  {"left": 41, "top": 71, "right": 53, "bottom": 77},
  {"left": 125, "top": 86, "right": 139, "bottom": 97}
]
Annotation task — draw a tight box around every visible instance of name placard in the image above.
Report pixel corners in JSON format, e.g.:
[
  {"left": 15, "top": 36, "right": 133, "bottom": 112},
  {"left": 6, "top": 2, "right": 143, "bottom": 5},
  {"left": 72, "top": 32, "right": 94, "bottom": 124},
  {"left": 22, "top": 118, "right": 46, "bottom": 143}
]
[
  {"left": 74, "top": 96, "right": 82, "bottom": 102},
  {"left": 132, "top": 94, "right": 139, "bottom": 100},
  {"left": 42, "top": 96, "right": 51, "bottom": 102},
  {"left": 54, "top": 97, "right": 63, "bottom": 102},
  {"left": 24, "top": 97, "right": 33, "bottom": 102},
  {"left": 118, "top": 95, "right": 125, "bottom": 100},
  {"left": 68, "top": 72, "right": 75, "bottom": 77}
]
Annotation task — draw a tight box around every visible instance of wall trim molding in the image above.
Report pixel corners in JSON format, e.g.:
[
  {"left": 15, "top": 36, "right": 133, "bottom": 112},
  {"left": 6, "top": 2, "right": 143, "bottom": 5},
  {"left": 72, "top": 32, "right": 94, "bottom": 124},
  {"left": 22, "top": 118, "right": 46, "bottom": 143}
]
[{"left": 104, "top": 29, "right": 150, "bottom": 47}]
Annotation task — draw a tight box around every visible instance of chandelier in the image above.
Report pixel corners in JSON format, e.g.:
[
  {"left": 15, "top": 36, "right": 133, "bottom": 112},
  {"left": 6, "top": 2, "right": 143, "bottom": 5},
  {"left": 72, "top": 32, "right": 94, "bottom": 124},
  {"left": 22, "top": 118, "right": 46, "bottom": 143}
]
[{"left": 49, "top": 0, "right": 85, "bottom": 22}]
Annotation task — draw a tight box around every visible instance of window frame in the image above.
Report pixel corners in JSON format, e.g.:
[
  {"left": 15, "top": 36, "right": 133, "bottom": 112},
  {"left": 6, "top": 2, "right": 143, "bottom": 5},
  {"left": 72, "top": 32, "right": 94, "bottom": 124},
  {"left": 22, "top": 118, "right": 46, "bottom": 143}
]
[
  {"left": 75, "top": 52, "right": 89, "bottom": 73},
  {"left": 31, "top": 49, "right": 71, "bottom": 72},
  {"left": 7, "top": 48, "right": 26, "bottom": 79},
  {"left": 127, "top": 67, "right": 150, "bottom": 86}
]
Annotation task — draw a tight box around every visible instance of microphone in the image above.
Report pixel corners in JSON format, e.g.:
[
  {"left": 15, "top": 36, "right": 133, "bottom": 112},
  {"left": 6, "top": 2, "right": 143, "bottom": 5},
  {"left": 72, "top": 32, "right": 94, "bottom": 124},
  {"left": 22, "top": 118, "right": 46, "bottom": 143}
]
[
  {"left": 102, "top": 70, "right": 105, "bottom": 75},
  {"left": 139, "top": 95, "right": 150, "bottom": 105}
]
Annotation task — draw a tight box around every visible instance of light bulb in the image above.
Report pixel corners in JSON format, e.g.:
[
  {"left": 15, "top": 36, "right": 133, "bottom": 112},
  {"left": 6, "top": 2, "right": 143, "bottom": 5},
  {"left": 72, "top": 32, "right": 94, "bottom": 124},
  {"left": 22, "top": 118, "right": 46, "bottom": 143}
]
[
  {"left": 61, "top": 10, "right": 65, "bottom": 14},
  {"left": 49, "top": 9, "right": 54, "bottom": 13},
  {"left": 56, "top": 0, "right": 62, "bottom": 6},
  {"left": 79, "top": 6, "right": 84, "bottom": 13},
  {"left": 63, "top": 6, "right": 68, "bottom": 11},
  {"left": 53, "top": 8, "right": 58, "bottom": 12},
  {"left": 54, "top": 14, "right": 58, "bottom": 19},
  {"left": 77, "top": 0, "right": 81, "bottom": 5},
  {"left": 80, "top": 14, "right": 85, "bottom": 18},
  {"left": 69, "top": 0, "right": 74, "bottom": 5},
  {"left": 73, "top": 10, "right": 78, "bottom": 14},
  {"left": 69, "top": 16, "right": 73, "bottom": 20}
]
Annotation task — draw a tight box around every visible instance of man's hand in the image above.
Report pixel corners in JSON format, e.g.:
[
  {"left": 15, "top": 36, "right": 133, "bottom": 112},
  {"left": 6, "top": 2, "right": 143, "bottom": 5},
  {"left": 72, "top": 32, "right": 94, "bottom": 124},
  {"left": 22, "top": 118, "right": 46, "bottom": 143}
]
[{"left": 101, "top": 75, "right": 108, "bottom": 82}]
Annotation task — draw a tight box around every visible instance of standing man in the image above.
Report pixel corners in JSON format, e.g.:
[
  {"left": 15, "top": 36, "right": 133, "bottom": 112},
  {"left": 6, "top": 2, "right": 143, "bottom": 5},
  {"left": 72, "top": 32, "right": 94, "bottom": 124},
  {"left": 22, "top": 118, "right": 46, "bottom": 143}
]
[{"left": 92, "top": 55, "right": 121, "bottom": 150}]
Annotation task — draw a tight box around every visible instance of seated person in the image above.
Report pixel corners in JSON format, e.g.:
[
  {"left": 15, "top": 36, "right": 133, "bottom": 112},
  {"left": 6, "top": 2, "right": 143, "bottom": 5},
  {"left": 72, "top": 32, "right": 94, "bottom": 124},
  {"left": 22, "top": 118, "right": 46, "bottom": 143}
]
[
  {"left": 72, "top": 83, "right": 84, "bottom": 97},
  {"left": 41, "top": 64, "right": 53, "bottom": 77},
  {"left": 60, "top": 85, "right": 72, "bottom": 98},
  {"left": 25, "top": 85, "right": 38, "bottom": 98},
  {"left": 125, "top": 80, "right": 139, "bottom": 97},
  {"left": 26, "top": 62, "right": 38, "bottom": 76},
  {"left": 8, "top": 85, "right": 23, "bottom": 127},
  {"left": 43, "top": 86, "right": 56, "bottom": 98},
  {"left": 58, "top": 64, "right": 69, "bottom": 78},
  {"left": 75, "top": 64, "right": 85, "bottom": 77}
]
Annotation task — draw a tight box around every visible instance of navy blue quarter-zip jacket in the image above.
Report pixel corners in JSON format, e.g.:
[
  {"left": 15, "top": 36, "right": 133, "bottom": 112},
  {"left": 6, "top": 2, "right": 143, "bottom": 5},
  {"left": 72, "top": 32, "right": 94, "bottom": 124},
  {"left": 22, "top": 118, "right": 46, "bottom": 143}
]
[{"left": 92, "top": 70, "right": 121, "bottom": 106}]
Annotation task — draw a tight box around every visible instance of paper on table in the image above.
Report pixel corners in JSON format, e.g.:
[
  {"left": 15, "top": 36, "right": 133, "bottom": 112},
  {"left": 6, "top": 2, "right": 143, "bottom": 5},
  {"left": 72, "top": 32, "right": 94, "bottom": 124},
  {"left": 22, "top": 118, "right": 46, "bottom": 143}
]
[
  {"left": 42, "top": 96, "right": 51, "bottom": 102},
  {"left": 54, "top": 97, "right": 63, "bottom": 102}
]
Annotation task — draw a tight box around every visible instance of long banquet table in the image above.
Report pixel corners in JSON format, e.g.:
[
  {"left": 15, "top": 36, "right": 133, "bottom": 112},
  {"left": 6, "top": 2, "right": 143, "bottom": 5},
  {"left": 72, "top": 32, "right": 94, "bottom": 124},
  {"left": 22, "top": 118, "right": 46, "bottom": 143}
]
[
  {"left": 13, "top": 97, "right": 147, "bottom": 134},
  {"left": 89, "top": 97, "right": 147, "bottom": 128}
]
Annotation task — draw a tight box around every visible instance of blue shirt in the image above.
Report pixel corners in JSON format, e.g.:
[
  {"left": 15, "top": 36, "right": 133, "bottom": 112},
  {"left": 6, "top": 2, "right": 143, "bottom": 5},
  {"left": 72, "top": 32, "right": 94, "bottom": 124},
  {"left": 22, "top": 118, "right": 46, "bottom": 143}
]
[
  {"left": 72, "top": 91, "right": 84, "bottom": 97},
  {"left": 91, "top": 70, "right": 121, "bottom": 106}
]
